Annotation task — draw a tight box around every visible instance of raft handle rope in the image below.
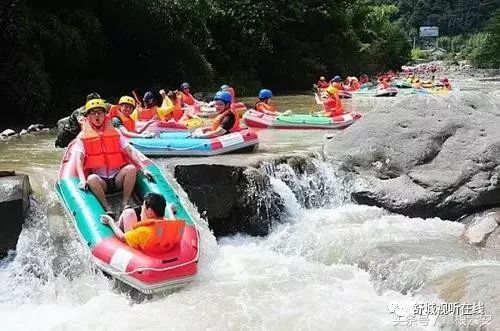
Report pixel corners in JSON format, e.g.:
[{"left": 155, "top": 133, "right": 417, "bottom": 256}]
[{"left": 96, "top": 226, "right": 201, "bottom": 276}]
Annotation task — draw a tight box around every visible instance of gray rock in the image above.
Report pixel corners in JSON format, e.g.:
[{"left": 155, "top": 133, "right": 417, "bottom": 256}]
[
  {"left": 325, "top": 92, "right": 500, "bottom": 220},
  {"left": 462, "top": 210, "right": 500, "bottom": 245},
  {"left": 0, "top": 173, "right": 31, "bottom": 257},
  {"left": 27, "top": 124, "right": 44, "bottom": 132},
  {"left": 0, "top": 129, "right": 16, "bottom": 137},
  {"left": 174, "top": 164, "right": 284, "bottom": 237}
]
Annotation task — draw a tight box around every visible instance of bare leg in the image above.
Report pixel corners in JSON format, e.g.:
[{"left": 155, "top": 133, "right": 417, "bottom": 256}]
[
  {"left": 87, "top": 174, "right": 111, "bottom": 211},
  {"left": 115, "top": 164, "right": 137, "bottom": 208}
]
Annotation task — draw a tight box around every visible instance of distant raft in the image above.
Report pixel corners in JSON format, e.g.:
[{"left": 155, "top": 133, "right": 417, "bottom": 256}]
[
  {"left": 242, "top": 109, "right": 361, "bottom": 129},
  {"left": 135, "top": 118, "right": 204, "bottom": 133},
  {"left": 56, "top": 142, "right": 199, "bottom": 294},
  {"left": 374, "top": 87, "right": 399, "bottom": 97},
  {"left": 129, "top": 130, "right": 259, "bottom": 156},
  {"left": 337, "top": 90, "right": 353, "bottom": 99}
]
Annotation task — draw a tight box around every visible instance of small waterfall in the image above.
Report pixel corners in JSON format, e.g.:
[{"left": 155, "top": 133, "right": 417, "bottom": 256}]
[{"left": 260, "top": 155, "right": 352, "bottom": 213}]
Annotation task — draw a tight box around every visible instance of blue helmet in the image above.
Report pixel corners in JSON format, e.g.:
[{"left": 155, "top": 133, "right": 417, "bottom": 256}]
[
  {"left": 258, "top": 89, "right": 273, "bottom": 99},
  {"left": 220, "top": 84, "right": 230, "bottom": 91},
  {"left": 332, "top": 75, "right": 342, "bottom": 82},
  {"left": 214, "top": 91, "right": 232, "bottom": 104},
  {"left": 180, "top": 82, "right": 190, "bottom": 90}
]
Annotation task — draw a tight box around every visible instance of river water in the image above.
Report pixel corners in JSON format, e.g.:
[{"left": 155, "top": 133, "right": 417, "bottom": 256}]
[{"left": 1, "top": 82, "right": 500, "bottom": 330}]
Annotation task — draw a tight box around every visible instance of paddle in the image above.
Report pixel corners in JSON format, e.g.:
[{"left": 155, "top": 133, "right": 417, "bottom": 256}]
[{"left": 132, "top": 90, "right": 143, "bottom": 108}]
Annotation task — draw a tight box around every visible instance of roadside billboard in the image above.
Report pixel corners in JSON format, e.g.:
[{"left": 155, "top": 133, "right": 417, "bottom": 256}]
[{"left": 419, "top": 26, "right": 439, "bottom": 37}]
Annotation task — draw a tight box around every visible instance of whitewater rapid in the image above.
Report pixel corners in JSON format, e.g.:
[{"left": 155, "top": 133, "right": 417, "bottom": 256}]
[{"left": 3, "top": 154, "right": 499, "bottom": 330}]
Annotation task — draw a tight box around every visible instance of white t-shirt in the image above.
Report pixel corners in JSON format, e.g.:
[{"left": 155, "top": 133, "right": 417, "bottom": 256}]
[{"left": 74, "top": 132, "right": 130, "bottom": 178}]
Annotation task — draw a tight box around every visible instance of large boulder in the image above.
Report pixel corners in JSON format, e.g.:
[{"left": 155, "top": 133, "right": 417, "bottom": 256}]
[
  {"left": 0, "top": 172, "right": 31, "bottom": 257},
  {"left": 325, "top": 92, "right": 500, "bottom": 220},
  {"left": 175, "top": 164, "right": 284, "bottom": 237}
]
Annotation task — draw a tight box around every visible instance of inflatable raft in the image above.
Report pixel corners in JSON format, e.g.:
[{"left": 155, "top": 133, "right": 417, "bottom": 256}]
[
  {"left": 196, "top": 103, "right": 247, "bottom": 119},
  {"left": 129, "top": 130, "right": 259, "bottom": 156},
  {"left": 56, "top": 142, "right": 199, "bottom": 294},
  {"left": 375, "top": 87, "right": 398, "bottom": 97},
  {"left": 135, "top": 118, "right": 204, "bottom": 133},
  {"left": 242, "top": 109, "right": 361, "bottom": 129},
  {"left": 338, "top": 90, "right": 353, "bottom": 99}
]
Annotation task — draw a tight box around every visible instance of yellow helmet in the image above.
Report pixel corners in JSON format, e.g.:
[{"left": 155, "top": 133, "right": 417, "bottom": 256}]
[
  {"left": 84, "top": 99, "right": 106, "bottom": 113},
  {"left": 118, "top": 95, "right": 136, "bottom": 107},
  {"left": 326, "top": 86, "right": 338, "bottom": 95}
]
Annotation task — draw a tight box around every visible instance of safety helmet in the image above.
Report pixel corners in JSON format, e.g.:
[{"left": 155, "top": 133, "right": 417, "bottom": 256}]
[
  {"left": 220, "top": 84, "right": 230, "bottom": 91},
  {"left": 258, "top": 89, "right": 273, "bottom": 99},
  {"left": 84, "top": 99, "right": 106, "bottom": 113},
  {"left": 214, "top": 91, "right": 232, "bottom": 104},
  {"left": 319, "top": 76, "right": 326, "bottom": 81},
  {"left": 351, "top": 76, "right": 358, "bottom": 81},
  {"left": 333, "top": 75, "right": 342, "bottom": 82},
  {"left": 118, "top": 95, "right": 136, "bottom": 107},
  {"left": 442, "top": 77, "right": 449, "bottom": 82},
  {"left": 180, "top": 82, "right": 190, "bottom": 90},
  {"left": 86, "top": 92, "right": 101, "bottom": 101},
  {"left": 143, "top": 91, "right": 155, "bottom": 106},
  {"left": 326, "top": 86, "right": 338, "bottom": 95}
]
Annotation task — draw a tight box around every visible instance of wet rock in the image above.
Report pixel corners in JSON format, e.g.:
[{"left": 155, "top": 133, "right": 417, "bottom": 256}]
[
  {"left": 1, "top": 129, "right": 16, "bottom": 137},
  {"left": 0, "top": 173, "right": 32, "bottom": 257},
  {"left": 175, "top": 164, "right": 285, "bottom": 237},
  {"left": 421, "top": 265, "right": 500, "bottom": 330},
  {"left": 19, "top": 129, "right": 28, "bottom": 135},
  {"left": 27, "top": 124, "right": 44, "bottom": 132},
  {"left": 55, "top": 107, "right": 85, "bottom": 148},
  {"left": 461, "top": 209, "right": 500, "bottom": 245},
  {"left": 325, "top": 92, "right": 500, "bottom": 220}
]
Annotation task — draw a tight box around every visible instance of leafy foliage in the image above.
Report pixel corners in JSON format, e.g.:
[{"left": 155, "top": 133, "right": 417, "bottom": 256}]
[{"left": 1, "top": 0, "right": 411, "bottom": 124}]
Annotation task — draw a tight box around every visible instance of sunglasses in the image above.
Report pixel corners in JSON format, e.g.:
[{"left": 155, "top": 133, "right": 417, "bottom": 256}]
[{"left": 88, "top": 109, "right": 106, "bottom": 116}]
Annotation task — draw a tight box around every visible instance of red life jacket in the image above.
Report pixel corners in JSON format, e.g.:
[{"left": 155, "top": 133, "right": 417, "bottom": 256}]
[
  {"left": 324, "top": 95, "right": 344, "bottom": 117},
  {"left": 119, "top": 113, "right": 136, "bottom": 132},
  {"left": 132, "top": 218, "right": 186, "bottom": 254},
  {"left": 107, "top": 105, "right": 121, "bottom": 120},
  {"left": 317, "top": 81, "right": 329, "bottom": 88},
  {"left": 137, "top": 106, "right": 157, "bottom": 121},
  {"left": 211, "top": 108, "right": 241, "bottom": 133},
  {"left": 332, "top": 82, "right": 344, "bottom": 90},
  {"left": 179, "top": 91, "right": 195, "bottom": 106},
  {"left": 80, "top": 119, "right": 126, "bottom": 172}
]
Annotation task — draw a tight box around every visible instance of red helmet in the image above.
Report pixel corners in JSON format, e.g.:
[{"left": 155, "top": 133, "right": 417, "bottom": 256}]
[{"left": 442, "top": 77, "right": 449, "bottom": 82}]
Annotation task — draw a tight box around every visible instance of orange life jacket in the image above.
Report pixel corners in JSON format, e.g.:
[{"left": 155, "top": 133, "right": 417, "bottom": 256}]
[
  {"left": 81, "top": 119, "right": 126, "bottom": 172},
  {"left": 317, "top": 81, "right": 329, "bottom": 88},
  {"left": 324, "top": 94, "right": 344, "bottom": 117},
  {"left": 164, "top": 99, "right": 184, "bottom": 122},
  {"left": 137, "top": 106, "right": 157, "bottom": 121},
  {"left": 211, "top": 108, "right": 241, "bottom": 133},
  {"left": 107, "top": 105, "right": 121, "bottom": 120},
  {"left": 377, "top": 81, "right": 390, "bottom": 89},
  {"left": 119, "top": 113, "right": 136, "bottom": 132},
  {"left": 350, "top": 81, "right": 360, "bottom": 91},
  {"left": 132, "top": 218, "right": 185, "bottom": 254},
  {"left": 332, "top": 82, "right": 344, "bottom": 90},
  {"left": 255, "top": 101, "right": 277, "bottom": 114},
  {"left": 179, "top": 91, "right": 195, "bottom": 106}
]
